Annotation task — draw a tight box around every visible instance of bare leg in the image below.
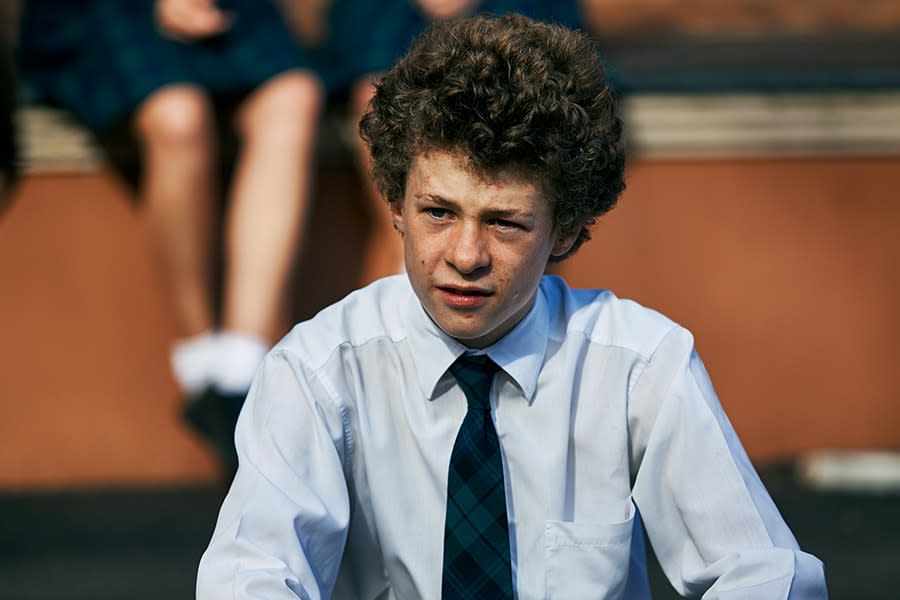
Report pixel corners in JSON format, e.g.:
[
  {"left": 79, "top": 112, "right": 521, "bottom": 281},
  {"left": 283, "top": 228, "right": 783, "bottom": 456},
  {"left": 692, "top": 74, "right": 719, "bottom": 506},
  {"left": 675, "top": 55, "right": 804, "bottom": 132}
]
[
  {"left": 134, "top": 85, "right": 217, "bottom": 338},
  {"left": 352, "top": 76, "right": 405, "bottom": 285},
  {"left": 223, "top": 70, "right": 323, "bottom": 342}
]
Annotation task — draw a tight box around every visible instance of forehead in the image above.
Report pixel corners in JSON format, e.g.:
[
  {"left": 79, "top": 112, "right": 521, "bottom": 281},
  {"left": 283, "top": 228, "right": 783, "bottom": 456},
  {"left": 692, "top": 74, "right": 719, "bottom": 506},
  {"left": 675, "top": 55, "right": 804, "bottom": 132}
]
[{"left": 406, "top": 150, "right": 551, "bottom": 211}]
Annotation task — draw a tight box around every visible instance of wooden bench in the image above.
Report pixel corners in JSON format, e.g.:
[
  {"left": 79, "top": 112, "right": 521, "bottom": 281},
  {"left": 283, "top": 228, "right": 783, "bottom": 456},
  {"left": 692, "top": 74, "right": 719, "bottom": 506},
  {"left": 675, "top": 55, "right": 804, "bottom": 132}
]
[{"left": 17, "top": 88, "right": 900, "bottom": 177}]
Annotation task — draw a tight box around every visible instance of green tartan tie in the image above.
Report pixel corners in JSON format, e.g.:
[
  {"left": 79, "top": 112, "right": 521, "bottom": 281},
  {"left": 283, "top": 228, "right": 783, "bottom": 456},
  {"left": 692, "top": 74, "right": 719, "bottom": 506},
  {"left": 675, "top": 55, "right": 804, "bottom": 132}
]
[{"left": 442, "top": 354, "right": 513, "bottom": 599}]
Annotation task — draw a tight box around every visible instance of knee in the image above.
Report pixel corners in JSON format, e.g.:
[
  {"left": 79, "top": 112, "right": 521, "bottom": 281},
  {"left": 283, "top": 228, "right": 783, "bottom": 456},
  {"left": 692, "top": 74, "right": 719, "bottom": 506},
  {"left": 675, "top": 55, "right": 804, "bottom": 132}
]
[
  {"left": 135, "top": 86, "right": 214, "bottom": 151},
  {"left": 238, "top": 70, "right": 324, "bottom": 144},
  {"left": 351, "top": 76, "right": 377, "bottom": 122}
]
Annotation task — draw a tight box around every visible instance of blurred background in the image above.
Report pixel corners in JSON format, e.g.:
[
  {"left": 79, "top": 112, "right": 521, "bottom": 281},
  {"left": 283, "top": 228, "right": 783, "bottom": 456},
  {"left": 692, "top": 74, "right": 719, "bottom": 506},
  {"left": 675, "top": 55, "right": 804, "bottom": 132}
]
[{"left": 1, "top": 1, "right": 899, "bottom": 598}]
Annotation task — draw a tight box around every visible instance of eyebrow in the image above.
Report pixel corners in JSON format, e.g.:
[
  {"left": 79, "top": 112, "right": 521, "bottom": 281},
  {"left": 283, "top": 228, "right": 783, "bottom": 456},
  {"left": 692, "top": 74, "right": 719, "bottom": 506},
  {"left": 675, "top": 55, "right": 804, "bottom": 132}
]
[
  {"left": 414, "top": 193, "right": 458, "bottom": 209},
  {"left": 414, "top": 193, "right": 535, "bottom": 221}
]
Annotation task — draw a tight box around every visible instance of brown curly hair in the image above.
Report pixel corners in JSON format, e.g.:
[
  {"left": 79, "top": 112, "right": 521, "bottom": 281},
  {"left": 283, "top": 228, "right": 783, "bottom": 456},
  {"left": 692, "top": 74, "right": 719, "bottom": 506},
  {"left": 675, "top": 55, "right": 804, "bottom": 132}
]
[{"left": 359, "top": 12, "right": 625, "bottom": 260}]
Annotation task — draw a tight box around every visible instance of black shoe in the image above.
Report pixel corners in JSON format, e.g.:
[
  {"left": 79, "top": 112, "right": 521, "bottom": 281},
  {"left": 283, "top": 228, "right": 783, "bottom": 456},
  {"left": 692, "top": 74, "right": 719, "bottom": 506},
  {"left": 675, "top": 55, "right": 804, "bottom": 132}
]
[
  {"left": 182, "top": 388, "right": 216, "bottom": 441},
  {"left": 182, "top": 387, "right": 247, "bottom": 483}
]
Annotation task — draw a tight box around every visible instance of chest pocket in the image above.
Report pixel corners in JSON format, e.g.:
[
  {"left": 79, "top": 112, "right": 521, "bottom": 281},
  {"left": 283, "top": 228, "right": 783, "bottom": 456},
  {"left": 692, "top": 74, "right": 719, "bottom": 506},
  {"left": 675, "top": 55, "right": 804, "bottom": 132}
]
[{"left": 543, "top": 500, "right": 635, "bottom": 599}]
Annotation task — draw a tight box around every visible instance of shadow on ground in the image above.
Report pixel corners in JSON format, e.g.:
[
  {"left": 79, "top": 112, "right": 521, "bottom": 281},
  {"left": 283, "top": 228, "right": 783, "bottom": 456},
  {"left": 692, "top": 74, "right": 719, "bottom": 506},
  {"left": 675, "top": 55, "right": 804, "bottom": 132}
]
[{"left": 1, "top": 464, "right": 897, "bottom": 599}]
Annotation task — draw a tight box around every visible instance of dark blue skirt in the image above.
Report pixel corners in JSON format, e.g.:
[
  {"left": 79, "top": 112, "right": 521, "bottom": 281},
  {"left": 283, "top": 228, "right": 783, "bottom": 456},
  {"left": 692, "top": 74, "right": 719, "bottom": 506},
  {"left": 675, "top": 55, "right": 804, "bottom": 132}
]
[
  {"left": 316, "top": 0, "right": 584, "bottom": 94},
  {"left": 18, "top": 0, "right": 313, "bottom": 134}
]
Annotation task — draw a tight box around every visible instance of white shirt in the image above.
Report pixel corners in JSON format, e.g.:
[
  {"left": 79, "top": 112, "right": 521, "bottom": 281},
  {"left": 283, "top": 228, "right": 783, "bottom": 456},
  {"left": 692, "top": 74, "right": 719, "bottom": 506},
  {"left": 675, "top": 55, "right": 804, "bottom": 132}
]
[{"left": 197, "top": 275, "right": 827, "bottom": 599}]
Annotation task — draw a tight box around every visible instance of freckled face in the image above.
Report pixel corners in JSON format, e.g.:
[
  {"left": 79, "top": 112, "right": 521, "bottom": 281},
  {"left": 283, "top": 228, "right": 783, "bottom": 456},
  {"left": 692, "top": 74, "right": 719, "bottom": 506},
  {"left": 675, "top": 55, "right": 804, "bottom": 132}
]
[{"left": 393, "top": 150, "right": 579, "bottom": 348}]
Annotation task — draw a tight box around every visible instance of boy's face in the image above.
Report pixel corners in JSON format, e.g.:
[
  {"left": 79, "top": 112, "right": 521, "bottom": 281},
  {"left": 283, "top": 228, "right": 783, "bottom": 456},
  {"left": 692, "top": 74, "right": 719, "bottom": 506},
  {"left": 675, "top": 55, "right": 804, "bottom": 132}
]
[{"left": 393, "top": 149, "right": 579, "bottom": 348}]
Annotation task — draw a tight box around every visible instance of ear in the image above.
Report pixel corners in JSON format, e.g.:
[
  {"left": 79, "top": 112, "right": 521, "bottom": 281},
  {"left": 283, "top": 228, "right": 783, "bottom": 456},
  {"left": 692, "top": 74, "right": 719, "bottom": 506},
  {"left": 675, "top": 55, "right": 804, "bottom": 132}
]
[
  {"left": 550, "top": 226, "right": 581, "bottom": 258},
  {"left": 390, "top": 200, "right": 405, "bottom": 236}
]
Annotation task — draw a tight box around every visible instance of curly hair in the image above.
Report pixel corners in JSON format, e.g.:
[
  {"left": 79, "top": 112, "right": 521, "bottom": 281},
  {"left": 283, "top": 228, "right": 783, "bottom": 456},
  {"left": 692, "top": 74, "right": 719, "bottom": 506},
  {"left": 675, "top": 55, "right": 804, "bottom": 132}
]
[{"left": 359, "top": 12, "right": 625, "bottom": 260}]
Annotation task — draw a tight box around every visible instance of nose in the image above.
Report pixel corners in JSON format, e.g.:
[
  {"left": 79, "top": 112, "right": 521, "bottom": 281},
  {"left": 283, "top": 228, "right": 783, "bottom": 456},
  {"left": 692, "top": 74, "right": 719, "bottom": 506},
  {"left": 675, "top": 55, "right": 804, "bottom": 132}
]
[{"left": 447, "top": 221, "right": 490, "bottom": 274}]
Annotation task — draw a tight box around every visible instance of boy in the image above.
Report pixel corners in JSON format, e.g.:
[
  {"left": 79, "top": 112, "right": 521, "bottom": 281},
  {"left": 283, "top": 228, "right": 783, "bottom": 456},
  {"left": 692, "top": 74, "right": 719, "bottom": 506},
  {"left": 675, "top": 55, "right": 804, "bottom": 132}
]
[{"left": 198, "top": 13, "right": 826, "bottom": 598}]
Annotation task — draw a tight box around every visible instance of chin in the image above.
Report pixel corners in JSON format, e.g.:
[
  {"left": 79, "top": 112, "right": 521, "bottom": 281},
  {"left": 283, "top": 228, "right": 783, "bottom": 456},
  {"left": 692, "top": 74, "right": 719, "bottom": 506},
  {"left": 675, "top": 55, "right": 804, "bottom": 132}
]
[
  {"left": 435, "top": 319, "right": 492, "bottom": 346},
  {"left": 441, "top": 322, "right": 485, "bottom": 340}
]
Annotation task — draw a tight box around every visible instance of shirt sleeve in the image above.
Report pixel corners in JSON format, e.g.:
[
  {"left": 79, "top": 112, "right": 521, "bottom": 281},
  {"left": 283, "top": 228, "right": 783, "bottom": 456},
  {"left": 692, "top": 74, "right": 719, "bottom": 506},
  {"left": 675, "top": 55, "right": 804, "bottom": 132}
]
[
  {"left": 628, "top": 326, "right": 828, "bottom": 599},
  {"left": 196, "top": 347, "right": 352, "bottom": 599}
]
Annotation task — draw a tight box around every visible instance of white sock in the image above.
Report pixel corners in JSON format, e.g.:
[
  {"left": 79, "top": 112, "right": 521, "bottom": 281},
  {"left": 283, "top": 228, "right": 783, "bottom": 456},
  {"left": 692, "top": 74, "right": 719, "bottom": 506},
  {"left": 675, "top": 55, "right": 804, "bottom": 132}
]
[
  {"left": 210, "top": 331, "right": 269, "bottom": 395},
  {"left": 170, "top": 332, "right": 216, "bottom": 396}
]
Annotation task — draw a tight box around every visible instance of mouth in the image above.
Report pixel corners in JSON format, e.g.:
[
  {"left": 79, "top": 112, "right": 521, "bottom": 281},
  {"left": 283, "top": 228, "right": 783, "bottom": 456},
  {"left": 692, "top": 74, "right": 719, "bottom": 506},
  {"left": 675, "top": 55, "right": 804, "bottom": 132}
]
[{"left": 437, "top": 285, "right": 493, "bottom": 308}]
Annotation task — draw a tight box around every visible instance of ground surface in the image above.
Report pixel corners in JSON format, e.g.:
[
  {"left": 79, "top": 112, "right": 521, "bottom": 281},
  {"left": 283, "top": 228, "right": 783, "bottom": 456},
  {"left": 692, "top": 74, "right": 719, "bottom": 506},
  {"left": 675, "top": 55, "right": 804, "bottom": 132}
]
[{"left": 1, "top": 465, "right": 896, "bottom": 599}]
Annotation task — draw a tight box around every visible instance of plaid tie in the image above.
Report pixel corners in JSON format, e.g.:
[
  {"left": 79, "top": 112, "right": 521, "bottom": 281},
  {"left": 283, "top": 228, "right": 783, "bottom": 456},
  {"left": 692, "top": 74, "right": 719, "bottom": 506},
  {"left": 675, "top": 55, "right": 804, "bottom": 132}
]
[{"left": 442, "top": 354, "right": 513, "bottom": 599}]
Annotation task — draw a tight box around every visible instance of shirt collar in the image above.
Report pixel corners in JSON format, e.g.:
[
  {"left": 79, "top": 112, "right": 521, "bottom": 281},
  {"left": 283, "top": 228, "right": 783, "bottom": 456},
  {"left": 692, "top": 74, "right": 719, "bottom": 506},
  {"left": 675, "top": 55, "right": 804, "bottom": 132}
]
[{"left": 406, "top": 278, "right": 549, "bottom": 403}]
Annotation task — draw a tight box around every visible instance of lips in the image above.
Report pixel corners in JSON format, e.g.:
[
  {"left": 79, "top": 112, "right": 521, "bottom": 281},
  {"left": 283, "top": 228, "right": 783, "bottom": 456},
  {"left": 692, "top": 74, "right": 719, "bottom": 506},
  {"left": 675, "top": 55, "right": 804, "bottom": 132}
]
[
  {"left": 437, "top": 285, "right": 493, "bottom": 308},
  {"left": 440, "top": 285, "right": 491, "bottom": 296}
]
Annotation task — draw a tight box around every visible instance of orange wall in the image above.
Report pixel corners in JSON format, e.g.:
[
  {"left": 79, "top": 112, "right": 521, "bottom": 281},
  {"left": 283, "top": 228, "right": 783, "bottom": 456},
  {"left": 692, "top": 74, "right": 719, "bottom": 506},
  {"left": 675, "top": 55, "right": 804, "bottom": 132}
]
[{"left": 1, "top": 156, "right": 898, "bottom": 488}]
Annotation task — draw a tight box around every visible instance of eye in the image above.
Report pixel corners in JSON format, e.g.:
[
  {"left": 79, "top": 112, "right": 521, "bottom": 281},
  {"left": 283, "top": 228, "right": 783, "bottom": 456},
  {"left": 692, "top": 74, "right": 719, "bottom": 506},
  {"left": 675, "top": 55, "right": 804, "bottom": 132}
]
[
  {"left": 492, "top": 219, "right": 522, "bottom": 231},
  {"left": 426, "top": 207, "right": 450, "bottom": 220}
]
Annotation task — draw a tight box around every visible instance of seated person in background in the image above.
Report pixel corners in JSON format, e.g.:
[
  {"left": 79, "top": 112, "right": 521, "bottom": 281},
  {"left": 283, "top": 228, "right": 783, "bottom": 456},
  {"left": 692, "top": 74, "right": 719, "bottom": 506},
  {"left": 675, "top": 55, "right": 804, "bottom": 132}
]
[
  {"left": 0, "top": 25, "right": 16, "bottom": 210},
  {"left": 198, "top": 13, "right": 827, "bottom": 598},
  {"left": 317, "top": 0, "right": 583, "bottom": 285},
  {"left": 17, "top": 0, "right": 323, "bottom": 480}
]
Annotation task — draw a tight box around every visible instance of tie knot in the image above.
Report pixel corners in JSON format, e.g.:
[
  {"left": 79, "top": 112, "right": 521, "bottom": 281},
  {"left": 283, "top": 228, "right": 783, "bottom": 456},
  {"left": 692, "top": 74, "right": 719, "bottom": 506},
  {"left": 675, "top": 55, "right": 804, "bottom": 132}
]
[{"left": 449, "top": 355, "right": 500, "bottom": 411}]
